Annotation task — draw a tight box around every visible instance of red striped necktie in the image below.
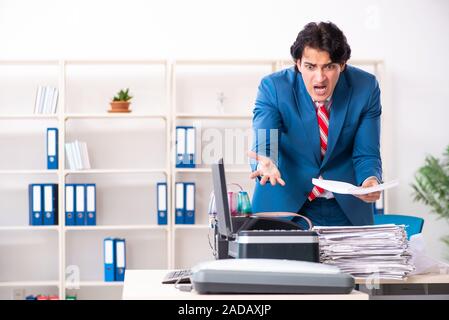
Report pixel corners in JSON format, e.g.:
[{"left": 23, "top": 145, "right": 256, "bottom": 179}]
[{"left": 308, "top": 101, "right": 330, "bottom": 201}]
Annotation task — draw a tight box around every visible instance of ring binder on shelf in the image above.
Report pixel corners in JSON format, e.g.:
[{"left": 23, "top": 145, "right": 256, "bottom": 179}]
[
  {"left": 65, "top": 184, "right": 76, "bottom": 226},
  {"left": 176, "top": 127, "right": 186, "bottom": 168},
  {"left": 175, "top": 182, "right": 185, "bottom": 224},
  {"left": 85, "top": 184, "right": 96, "bottom": 226},
  {"left": 104, "top": 238, "right": 116, "bottom": 282},
  {"left": 186, "top": 127, "right": 196, "bottom": 168},
  {"left": 176, "top": 126, "right": 196, "bottom": 168},
  {"left": 75, "top": 184, "right": 86, "bottom": 225},
  {"left": 157, "top": 182, "right": 167, "bottom": 225},
  {"left": 115, "top": 238, "right": 126, "bottom": 282},
  {"left": 28, "top": 184, "right": 43, "bottom": 226},
  {"left": 47, "top": 128, "right": 58, "bottom": 170},
  {"left": 184, "top": 182, "right": 195, "bottom": 224},
  {"left": 43, "top": 184, "right": 58, "bottom": 225}
]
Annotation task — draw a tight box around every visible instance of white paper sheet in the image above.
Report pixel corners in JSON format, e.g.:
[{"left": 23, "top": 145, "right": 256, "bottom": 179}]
[{"left": 312, "top": 178, "right": 399, "bottom": 195}]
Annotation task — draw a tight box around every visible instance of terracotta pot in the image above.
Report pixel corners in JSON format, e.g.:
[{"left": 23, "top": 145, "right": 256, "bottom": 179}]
[{"left": 109, "top": 101, "right": 131, "bottom": 112}]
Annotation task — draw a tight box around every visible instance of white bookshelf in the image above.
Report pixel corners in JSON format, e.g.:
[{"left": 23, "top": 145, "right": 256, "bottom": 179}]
[
  {"left": 75, "top": 281, "right": 124, "bottom": 287},
  {"left": 64, "top": 225, "right": 168, "bottom": 231},
  {"left": 62, "top": 59, "right": 171, "bottom": 301},
  {"left": 174, "top": 168, "right": 251, "bottom": 173},
  {"left": 63, "top": 169, "right": 168, "bottom": 176},
  {"left": 0, "top": 281, "right": 60, "bottom": 288},
  {"left": 0, "top": 60, "right": 171, "bottom": 300},
  {"left": 0, "top": 170, "right": 59, "bottom": 175},
  {"left": 0, "top": 226, "right": 59, "bottom": 231},
  {"left": 0, "top": 115, "right": 58, "bottom": 120},
  {"left": 176, "top": 113, "right": 252, "bottom": 120},
  {"left": 173, "top": 224, "right": 210, "bottom": 230},
  {"left": 0, "top": 59, "right": 386, "bottom": 300}
]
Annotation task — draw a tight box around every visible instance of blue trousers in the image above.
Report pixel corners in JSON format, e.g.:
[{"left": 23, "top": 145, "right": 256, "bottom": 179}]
[{"left": 293, "top": 198, "right": 352, "bottom": 229}]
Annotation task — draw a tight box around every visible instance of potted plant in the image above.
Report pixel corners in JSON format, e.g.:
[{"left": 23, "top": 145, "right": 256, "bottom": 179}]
[
  {"left": 412, "top": 145, "right": 449, "bottom": 251},
  {"left": 109, "top": 88, "right": 133, "bottom": 113}
]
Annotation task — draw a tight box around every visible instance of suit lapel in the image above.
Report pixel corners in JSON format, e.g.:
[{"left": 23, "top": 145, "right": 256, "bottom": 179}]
[
  {"left": 292, "top": 72, "right": 321, "bottom": 166},
  {"left": 321, "top": 72, "right": 352, "bottom": 168}
]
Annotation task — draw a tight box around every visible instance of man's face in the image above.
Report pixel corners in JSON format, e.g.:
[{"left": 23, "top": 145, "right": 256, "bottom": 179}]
[{"left": 296, "top": 46, "right": 345, "bottom": 103}]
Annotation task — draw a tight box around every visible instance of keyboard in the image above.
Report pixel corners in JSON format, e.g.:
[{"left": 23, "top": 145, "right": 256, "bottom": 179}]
[{"left": 162, "top": 269, "right": 192, "bottom": 284}]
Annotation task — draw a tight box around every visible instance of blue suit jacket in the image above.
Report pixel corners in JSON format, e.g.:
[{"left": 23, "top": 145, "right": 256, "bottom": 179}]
[{"left": 250, "top": 65, "right": 382, "bottom": 226}]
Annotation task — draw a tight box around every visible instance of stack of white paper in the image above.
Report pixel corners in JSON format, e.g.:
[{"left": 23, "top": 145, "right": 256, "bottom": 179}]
[
  {"left": 314, "top": 224, "right": 415, "bottom": 280},
  {"left": 65, "top": 140, "right": 91, "bottom": 170}
]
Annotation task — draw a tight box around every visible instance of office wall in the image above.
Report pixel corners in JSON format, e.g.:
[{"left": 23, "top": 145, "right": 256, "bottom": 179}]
[{"left": 1, "top": 0, "right": 448, "bottom": 261}]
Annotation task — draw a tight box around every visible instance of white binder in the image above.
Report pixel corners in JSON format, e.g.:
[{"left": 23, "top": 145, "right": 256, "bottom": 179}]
[
  {"left": 75, "top": 184, "right": 85, "bottom": 225},
  {"left": 186, "top": 127, "right": 195, "bottom": 164},
  {"left": 176, "top": 127, "right": 186, "bottom": 165},
  {"left": 175, "top": 182, "right": 185, "bottom": 224}
]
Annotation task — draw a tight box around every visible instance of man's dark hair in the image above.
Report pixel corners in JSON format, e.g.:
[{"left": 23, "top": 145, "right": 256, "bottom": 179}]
[{"left": 290, "top": 21, "right": 351, "bottom": 66}]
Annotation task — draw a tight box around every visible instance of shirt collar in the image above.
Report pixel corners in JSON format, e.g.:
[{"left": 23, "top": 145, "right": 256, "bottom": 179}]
[{"left": 313, "top": 96, "right": 333, "bottom": 111}]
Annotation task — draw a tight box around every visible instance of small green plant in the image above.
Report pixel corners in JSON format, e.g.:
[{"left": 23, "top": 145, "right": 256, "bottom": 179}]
[
  {"left": 112, "top": 88, "right": 133, "bottom": 102},
  {"left": 412, "top": 145, "right": 449, "bottom": 251}
]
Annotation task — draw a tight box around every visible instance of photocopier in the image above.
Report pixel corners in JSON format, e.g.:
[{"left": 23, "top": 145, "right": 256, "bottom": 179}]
[
  {"left": 215, "top": 215, "right": 320, "bottom": 263},
  {"left": 211, "top": 159, "right": 320, "bottom": 263}
]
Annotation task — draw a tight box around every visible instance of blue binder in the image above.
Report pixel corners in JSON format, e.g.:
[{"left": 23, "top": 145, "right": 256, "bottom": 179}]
[
  {"left": 176, "top": 126, "right": 196, "bottom": 168},
  {"left": 175, "top": 127, "right": 186, "bottom": 168},
  {"left": 75, "top": 184, "right": 86, "bottom": 225},
  {"left": 115, "top": 238, "right": 126, "bottom": 282},
  {"left": 85, "top": 184, "right": 96, "bottom": 226},
  {"left": 65, "top": 184, "right": 76, "bottom": 226},
  {"left": 185, "top": 127, "right": 196, "bottom": 168},
  {"left": 104, "top": 238, "right": 116, "bottom": 282},
  {"left": 175, "top": 182, "right": 185, "bottom": 224},
  {"left": 46, "top": 128, "right": 58, "bottom": 170},
  {"left": 157, "top": 182, "right": 167, "bottom": 225},
  {"left": 28, "top": 184, "right": 43, "bottom": 226},
  {"left": 184, "top": 182, "right": 195, "bottom": 224},
  {"left": 43, "top": 184, "right": 58, "bottom": 225}
]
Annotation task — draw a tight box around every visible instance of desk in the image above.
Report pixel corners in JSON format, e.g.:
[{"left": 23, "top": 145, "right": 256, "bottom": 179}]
[
  {"left": 122, "top": 270, "right": 369, "bottom": 300},
  {"left": 355, "top": 274, "right": 449, "bottom": 299}
]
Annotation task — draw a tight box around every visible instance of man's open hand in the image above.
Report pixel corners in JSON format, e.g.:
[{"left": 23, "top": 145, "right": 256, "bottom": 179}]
[{"left": 247, "top": 151, "right": 285, "bottom": 186}]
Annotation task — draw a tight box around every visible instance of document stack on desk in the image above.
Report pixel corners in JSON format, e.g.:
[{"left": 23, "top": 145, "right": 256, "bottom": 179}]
[{"left": 314, "top": 224, "right": 415, "bottom": 280}]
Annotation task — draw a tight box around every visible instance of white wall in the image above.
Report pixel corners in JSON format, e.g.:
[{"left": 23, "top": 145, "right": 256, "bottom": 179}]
[{"left": 1, "top": 0, "right": 448, "bottom": 260}]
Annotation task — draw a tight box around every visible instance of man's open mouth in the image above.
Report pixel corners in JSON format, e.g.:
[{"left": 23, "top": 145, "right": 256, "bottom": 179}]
[{"left": 313, "top": 85, "right": 327, "bottom": 96}]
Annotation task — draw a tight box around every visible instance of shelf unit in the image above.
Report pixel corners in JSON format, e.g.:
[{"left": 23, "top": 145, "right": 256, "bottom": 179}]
[
  {"left": 0, "top": 60, "right": 171, "bottom": 300},
  {"left": 62, "top": 60, "right": 171, "bottom": 301},
  {"left": 0, "top": 281, "right": 60, "bottom": 288},
  {"left": 170, "top": 60, "right": 277, "bottom": 269},
  {"left": 0, "top": 58, "right": 386, "bottom": 299}
]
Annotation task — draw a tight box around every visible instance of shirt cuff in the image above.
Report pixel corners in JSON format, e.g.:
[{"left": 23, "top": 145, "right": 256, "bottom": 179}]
[{"left": 362, "top": 176, "right": 380, "bottom": 185}]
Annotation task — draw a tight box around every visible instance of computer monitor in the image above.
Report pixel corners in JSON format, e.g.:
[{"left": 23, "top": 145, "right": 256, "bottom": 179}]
[{"left": 211, "top": 158, "right": 233, "bottom": 238}]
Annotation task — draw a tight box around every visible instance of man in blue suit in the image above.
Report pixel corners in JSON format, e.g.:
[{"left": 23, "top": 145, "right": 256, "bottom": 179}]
[{"left": 249, "top": 22, "right": 382, "bottom": 227}]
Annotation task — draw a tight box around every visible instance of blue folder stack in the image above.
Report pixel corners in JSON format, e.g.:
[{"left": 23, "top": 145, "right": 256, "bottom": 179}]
[
  {"left": 104, "top": 238, "right": 126, "bottom": 282},
  {"left": 65, "top": 184, "right": 96, "bottom": 226},
  {"left": 175, "top": 182, "right": 195, "bottom": 224},
  {"left": 28, "top": 183, "right": 58, "bottom": 226}
]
